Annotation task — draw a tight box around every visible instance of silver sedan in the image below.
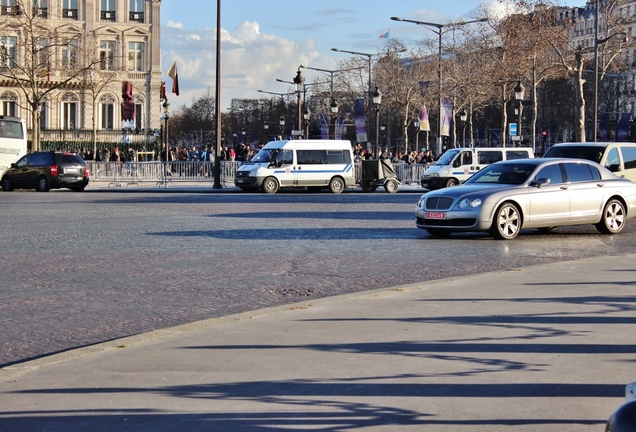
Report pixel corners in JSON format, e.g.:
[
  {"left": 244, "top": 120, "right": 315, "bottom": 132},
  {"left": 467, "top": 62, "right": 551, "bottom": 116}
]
[{"left": 415, "top": 158, "right": 636, "bottom": 240}]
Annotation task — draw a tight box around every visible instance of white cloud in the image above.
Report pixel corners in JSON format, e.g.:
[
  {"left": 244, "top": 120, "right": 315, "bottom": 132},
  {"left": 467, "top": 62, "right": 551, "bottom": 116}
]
[
  {"left": 166, "top": 20, "right": 183, "bottom": 29},
  {"left": 161, "top": 21, "right": 326, "bottom": 110}
]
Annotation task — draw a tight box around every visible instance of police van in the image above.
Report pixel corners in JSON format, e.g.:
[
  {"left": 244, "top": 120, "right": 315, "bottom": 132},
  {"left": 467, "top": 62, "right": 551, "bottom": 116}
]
[
  {"left": 234, "top": 139, "right": 356, "bottom": 194},
  {"left": 421, "top": 147, "right": 534, "bottom": 190}
]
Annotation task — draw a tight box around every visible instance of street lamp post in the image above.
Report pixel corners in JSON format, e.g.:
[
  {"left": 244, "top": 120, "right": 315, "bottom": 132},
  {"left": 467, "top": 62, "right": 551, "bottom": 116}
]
[
  {"left": 391, "top": 16, "right": 486, "bottom": 155},
  {"left": 303, "top": 107, "right": 311, "bottom": 139},
  {"left": 263, "top": 122, "right": 269, "bottom": 142},
  {"left": 413, "top": 120, "right": 420, "bottom": 153},
  {"left": 331, "top": 98, "right": 339, "bottom": 140},
  {"left": 213, "top": 0, "right": 222, "bottom": 189},
  {"left": 459, "top": 109, "right": 467, "bottom": 147},
  {"left": 514, "top": 81, "right": 524, "bottom": 146},
  {"left": 162, "top": 101, "right": 170, "bottom": 188},
  {"left": 279, "top": 116, "right": 285, "bottom": 138},
  {"left": 373, "top": 87, "right": 382, "bottom": 157},
  {"left": 293, "top": 69, "right": 305, "bottom": 138}
]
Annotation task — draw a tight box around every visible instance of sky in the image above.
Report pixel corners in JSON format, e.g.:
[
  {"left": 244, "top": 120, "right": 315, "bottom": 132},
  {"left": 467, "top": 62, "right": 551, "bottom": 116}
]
[{"left": 160, "top": 0, "right": 583, "bottom": 111}]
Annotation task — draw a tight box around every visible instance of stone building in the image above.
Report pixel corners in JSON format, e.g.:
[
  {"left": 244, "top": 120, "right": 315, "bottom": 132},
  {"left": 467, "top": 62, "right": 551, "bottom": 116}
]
[{"left": 0, "top": 0, "right": 162, "bottom": 144}]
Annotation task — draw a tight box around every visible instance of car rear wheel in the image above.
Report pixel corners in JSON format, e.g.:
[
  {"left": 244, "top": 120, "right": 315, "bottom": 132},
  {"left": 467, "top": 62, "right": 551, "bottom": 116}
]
[
  {"left": 1, "top": 176, "right": 13, "bottom": 191},
  {"left": 262, "top": 176, "right": 279, "bottom": 194},
  {"left": 384, "top": 179, "right": 399, "bottom": 193},
  {"left": 491, "top": 202, "right": 521, "bottom": 240},
  {"left": 329, "top": 177, "right": 345, "bottom": 194},
  {"left": 36, "top": 176, "right": 50, "bottom": 192},
  {"left": 596, "top": 198, "right": 626, "bottom": 234}
]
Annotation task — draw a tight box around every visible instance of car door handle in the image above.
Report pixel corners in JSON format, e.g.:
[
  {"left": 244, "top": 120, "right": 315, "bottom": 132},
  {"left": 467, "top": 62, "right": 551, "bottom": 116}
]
[
  {"left": 560, "top": 185, "right": 569, "bottom": 190},
  {"left": 597, "top": 182, "right": 605, "bottom": 187}
]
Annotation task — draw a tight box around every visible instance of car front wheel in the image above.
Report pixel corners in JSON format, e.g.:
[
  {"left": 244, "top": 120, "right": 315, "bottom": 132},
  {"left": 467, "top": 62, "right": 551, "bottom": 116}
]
[
  {"left": 491, "top": 202, "right": 521, "bottom": 240},
  {"left": 596, "top": 198, "right": 626, "bottom": 234},
  {"left": 262, "top": 176, "right": 279, "bottom": 194}
]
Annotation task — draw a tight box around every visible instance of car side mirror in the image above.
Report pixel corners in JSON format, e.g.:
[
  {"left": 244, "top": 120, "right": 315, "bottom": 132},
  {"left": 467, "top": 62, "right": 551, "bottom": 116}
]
[
  {"left": 453, "top": 159, "right": 461, "bottom": 168},
  {"left": 532, "top": 177, "right": 551, "bottom": 188},
  {"left": 608, "top": 164, "right": 621, "bottom": 173}
]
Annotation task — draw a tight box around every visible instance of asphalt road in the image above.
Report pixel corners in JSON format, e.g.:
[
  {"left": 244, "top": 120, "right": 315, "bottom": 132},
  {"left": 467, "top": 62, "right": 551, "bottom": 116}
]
[{"left": 2, "top": 189, "right": 635, "bottom": 367}]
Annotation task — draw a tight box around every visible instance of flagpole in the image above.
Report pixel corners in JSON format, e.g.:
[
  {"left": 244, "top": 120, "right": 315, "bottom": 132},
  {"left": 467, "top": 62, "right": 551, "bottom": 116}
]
[{"left": 212, "top": 0, "right": 223, "bottom": 189}]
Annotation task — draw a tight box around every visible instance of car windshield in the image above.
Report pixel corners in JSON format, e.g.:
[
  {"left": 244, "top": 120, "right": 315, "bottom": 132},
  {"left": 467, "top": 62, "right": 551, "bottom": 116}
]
[
  {"left": 543, "top": 145, "right": 605, "bottom": 163},
  {"left": 434, "top": 149, "right": 460, "bottom": 165},
  {"left": 465, "top": 163, "right": 535, "bottom": 185},
  {"left": 250, "top": 148, "right": 279, "bottom": 163}
]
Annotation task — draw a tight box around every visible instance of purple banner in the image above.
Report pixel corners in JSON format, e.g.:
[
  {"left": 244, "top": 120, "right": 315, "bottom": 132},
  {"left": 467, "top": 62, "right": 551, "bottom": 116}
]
[
  {"left": 440, "top": 99, "right": 453, "bottom": 137},
  {"left": 354, "top": 98, "right": 367, "bottom": 143}
]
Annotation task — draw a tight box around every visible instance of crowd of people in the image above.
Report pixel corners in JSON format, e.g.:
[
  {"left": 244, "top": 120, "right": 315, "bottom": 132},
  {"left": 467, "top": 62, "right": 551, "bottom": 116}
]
[{"left": 352, "top": 143, "right": 435, "bottom": 165}]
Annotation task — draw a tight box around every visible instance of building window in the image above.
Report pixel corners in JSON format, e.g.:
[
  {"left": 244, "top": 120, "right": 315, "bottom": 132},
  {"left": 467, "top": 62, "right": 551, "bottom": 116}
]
[
  {"left": 100, "top": 0, "right": 115, "bottom": 21},
  {"left": 62, "top": 99, "right": 78, "bottom": 130},
  {"left": 100, "top": 103, "right": 114, "bottom": 129},
  {"left": 100, "top": 41, "right": 116, "bottom": 70},
  {"left": 1, "top": 91, "right": 17, "bottom": 116},
  {"left": 62, "top": 39, "right": 78, "bottom": 69},
  {"left": 135, "top": 102, "right": 143, "bottom": 130},
  {"left": 128, "top": 42, "right": 144, "bottom": 72},
  {"left": 62, "top": 0, "right": 78, "bottom": 19},
  {"left": 1, "top": 0, "right": 20, "bottom": 16},
  {"left": 1, "top": 36, "right": 17, "bottom": 68},
  {"left": 39, "top": 101, "right": 48, "bottom": 130},
  {"left": 34, "top": 0, "right": 47, "bottom": 18},
  {"left": 129, "top": 0, "right": 143, "bottom": 22}
]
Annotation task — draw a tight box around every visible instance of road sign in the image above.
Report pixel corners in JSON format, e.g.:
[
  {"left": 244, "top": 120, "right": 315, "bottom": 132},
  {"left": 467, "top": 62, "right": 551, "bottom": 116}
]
[
  {"left": 509, "top": 123, "right": 517, "bottom": 136},
  {"left": 291, "top": 130, "right": 302, "bottom": 136}
]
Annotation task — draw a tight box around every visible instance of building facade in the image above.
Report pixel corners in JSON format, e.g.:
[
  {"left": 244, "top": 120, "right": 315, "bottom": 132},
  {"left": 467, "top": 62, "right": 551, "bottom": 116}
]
[{"left": 0, "top": 0, "right": 162, "bottom": 139}]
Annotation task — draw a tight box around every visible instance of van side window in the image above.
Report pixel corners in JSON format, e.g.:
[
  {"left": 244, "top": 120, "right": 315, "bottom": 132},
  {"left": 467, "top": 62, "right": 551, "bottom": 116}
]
[
  {"left": 605, "top": 147, "right": 621, "bottom": 172},
  {"left": 462, "top": 151, "right": 472, "bottom": 165},
  {"left": 478, "top": 151, "right": 503, "bottom": 165},
  {"left": 297, "top": 150, "right": 325, "bottom": 165},
  {"left": 506, "top": 150, "right": 531, "bottom": 160},
  {"left": 620, "top": 146, "right": 636, "bottom": 170},
  {"left": 326, "top": 150, "right": 351, "bottom": 164}
]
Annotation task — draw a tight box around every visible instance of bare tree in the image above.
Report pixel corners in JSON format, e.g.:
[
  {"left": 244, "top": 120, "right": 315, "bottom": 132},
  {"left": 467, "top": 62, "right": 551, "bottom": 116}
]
[{"left": 0, "top": 0, "right": 101, "bottom": 150}]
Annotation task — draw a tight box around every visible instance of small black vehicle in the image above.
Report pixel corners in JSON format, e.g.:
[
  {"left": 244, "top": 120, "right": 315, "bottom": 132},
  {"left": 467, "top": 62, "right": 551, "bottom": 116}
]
[
  {"left": 360, "top": 159, "right": 400, "bottom": 193},
  {"left": 1, "top": 151, "right": 89, "bottom": 192}
]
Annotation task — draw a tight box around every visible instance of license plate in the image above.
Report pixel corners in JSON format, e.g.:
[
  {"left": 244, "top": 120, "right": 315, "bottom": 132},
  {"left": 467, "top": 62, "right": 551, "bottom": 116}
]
[
  {"left": 236, "top": 179, "right": 244, "bottom": 183},
  {"left": 426, "top": 212, "right": 446, "bottom": 220},
  {"left": 421, "top": 183, "right": 428, "bottom": 188},
  {"left": 64, "top": 168, "right": 79, "bottom": 174}
]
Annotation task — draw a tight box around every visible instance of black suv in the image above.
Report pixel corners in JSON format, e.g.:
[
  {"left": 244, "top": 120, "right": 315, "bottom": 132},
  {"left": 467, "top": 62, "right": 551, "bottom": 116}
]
[{"left": 1, "top": 151, "right": 89, "bottom": 192}]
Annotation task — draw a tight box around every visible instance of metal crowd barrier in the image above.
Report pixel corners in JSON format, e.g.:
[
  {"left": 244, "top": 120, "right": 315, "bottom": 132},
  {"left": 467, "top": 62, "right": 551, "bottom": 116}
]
[{"left": 86, "top": 160, "right": 428, "bottom": 189}]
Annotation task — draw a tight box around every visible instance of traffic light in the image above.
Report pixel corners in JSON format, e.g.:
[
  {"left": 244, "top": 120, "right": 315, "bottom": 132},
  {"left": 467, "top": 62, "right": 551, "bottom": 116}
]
[{"left": 541, "top": 131, "right": 547, "bottom": 144}]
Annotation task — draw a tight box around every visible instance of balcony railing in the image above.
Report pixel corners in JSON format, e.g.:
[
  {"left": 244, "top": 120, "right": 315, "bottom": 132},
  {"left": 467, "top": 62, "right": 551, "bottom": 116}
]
[
  {"left": 63, "top": 8, "right": 78, "bottom": 19},
  {"left": 100, "top": 10, "right": 115, "bottom": 21},
  {"left": 129, "top": 11, "right": 144, "bottom": 23}
]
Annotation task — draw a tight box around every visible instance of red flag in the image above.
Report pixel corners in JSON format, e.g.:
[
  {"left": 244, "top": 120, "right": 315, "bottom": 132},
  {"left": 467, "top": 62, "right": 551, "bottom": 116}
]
[
  {"left": 160, "top": 81, "right": 167, "bottom": 102},
  {"left": 167, "top": 61, "right": 179, "bottom": 96}
]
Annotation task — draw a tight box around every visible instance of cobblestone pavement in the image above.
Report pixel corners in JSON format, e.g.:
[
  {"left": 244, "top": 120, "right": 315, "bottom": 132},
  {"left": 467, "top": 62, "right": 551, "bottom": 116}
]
[{"left": 2, "top": 189, "right": 636, "bottom": 366}]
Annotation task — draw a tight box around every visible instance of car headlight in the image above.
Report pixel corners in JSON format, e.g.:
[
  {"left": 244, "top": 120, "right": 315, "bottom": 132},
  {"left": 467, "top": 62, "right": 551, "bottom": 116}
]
[
  {"left": 457, "top": 198, "right": 482, "bottom": 209},
  {"left": 429, "top": 173, "right": 439, "bottom": 178},
  {"left": 417, "top": 196, "right": 426, "bottom": 208}
]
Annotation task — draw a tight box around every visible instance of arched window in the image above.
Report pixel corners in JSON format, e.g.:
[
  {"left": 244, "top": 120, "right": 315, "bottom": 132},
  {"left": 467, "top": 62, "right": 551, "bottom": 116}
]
[{"left": 0, "top": 91, "right": 18, "bottom": 117}]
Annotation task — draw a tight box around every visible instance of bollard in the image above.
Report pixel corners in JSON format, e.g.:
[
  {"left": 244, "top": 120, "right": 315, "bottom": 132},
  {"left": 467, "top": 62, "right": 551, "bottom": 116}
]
[{"left": 606, "top": 383, "right": 636, "bottom": 432}]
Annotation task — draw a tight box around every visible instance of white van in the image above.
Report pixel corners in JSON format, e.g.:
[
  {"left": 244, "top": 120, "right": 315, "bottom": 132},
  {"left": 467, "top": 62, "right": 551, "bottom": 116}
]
[
  {"left": 543, "top": 142, "right": 636, "bottom": 182},
  {"left": 234, "top": 139, "right": 356, "bottom": 194},
  {"left": 421, "top": 147, "right": 534, "bottom": 190},
  {"left": 0, "top": 116, "right": 27, "bottom": 178}
]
